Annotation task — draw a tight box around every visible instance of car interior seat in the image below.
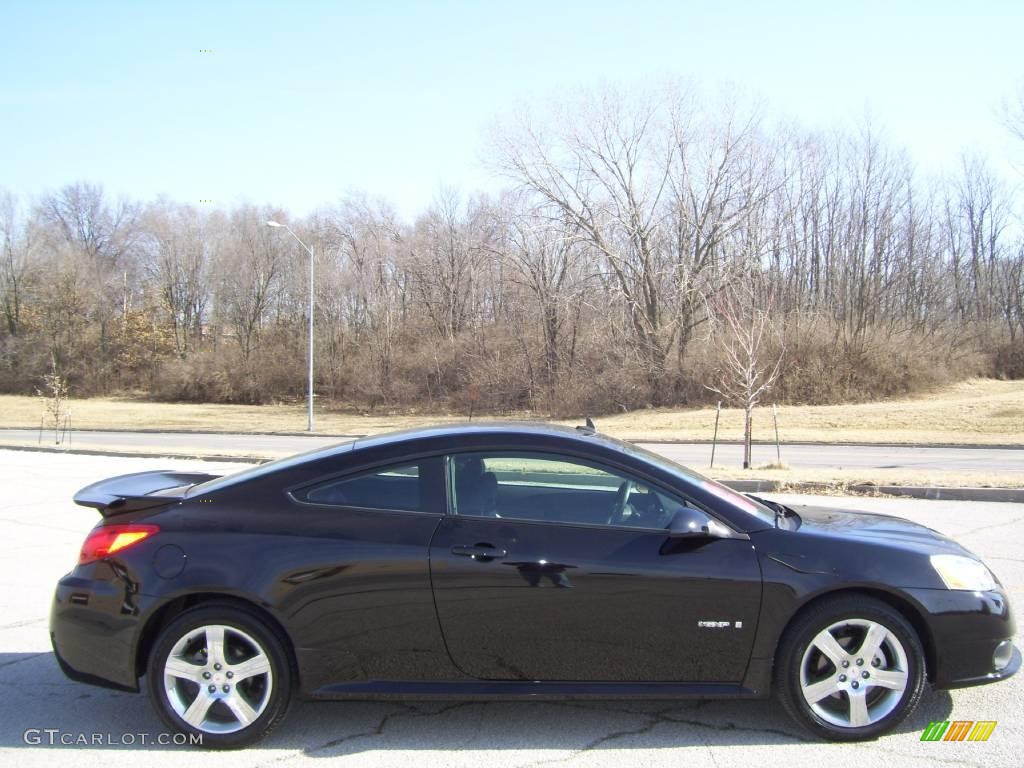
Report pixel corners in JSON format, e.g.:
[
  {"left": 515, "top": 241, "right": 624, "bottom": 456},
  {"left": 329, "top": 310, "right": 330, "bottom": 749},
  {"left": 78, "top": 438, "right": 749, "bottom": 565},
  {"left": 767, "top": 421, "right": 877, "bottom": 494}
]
[{"left": 455, "top": 456, "right": 499, "bottom": 517}]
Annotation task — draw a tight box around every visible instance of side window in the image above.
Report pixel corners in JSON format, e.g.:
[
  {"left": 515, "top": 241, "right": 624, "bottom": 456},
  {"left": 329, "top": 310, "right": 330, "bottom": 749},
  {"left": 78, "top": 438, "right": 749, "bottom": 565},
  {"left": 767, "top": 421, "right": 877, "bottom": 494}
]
[
  {"left": 449, "top": 451, "right": 712, "bottom": 531},
  {"left": 298, "top": 460, "right": 436, "bottom": 512}
]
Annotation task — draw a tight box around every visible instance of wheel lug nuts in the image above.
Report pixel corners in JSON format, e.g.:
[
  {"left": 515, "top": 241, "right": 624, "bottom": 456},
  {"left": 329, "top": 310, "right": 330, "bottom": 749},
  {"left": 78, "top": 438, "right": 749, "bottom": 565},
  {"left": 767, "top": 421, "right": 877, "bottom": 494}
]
[
  {"left": 851, "top": 681, "right": 860, "bottom": 689},
  {"left": 222, "top": 684, "right": 230, "bottom": 692},
  {"left": 862, "top": 671, "right": 869, "bottom": 679},
  {"left": 214, "top": 663, "right": 222, "bottom": 671},
  {"left": 207, "top": 684, "right": 216, "bottom": 693},
  {"left": 226, "top": 671, "right": 234, "bottom": 679},
  {"left": 856, "top": 658, "right": 864, "bottom": 666},
  {"left": 202, "top": 671, "right": 211, "bottom": 680},
  {"left": 838, "top": 674, "right": 847, "bottom": 682},
  {"left": 841, "top": 660, "right": 850, "bottom": 668}
]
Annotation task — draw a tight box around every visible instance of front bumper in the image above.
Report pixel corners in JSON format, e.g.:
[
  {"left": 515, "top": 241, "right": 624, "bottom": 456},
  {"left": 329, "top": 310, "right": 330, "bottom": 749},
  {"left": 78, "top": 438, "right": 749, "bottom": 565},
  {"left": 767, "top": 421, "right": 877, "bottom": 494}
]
[
  {"left": 942, "top": 644, "right": 1021, "bottom": 689},
  {"left": 905, "top": 586, "right": 1019, "bottom": 689}
]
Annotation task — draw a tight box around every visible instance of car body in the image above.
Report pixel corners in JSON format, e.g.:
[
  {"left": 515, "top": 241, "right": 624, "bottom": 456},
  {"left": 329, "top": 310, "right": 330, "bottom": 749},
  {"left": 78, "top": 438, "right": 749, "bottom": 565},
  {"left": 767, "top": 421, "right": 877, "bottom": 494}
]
[{"left": 50, "top": 423, "right": 1019, "bottom": 747}]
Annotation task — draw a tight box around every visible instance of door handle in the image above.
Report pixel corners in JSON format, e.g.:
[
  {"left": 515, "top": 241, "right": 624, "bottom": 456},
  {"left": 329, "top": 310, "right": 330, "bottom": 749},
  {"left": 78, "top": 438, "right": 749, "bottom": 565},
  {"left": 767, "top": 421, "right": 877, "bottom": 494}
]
[{"left": 451, "top": 543, "right": 508, "bottom": 562}]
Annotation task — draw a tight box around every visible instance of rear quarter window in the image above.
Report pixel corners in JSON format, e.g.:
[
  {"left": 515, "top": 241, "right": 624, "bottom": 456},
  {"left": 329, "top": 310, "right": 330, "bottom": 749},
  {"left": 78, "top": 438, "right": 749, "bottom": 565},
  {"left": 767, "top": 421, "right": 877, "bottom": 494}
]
[{"left": 294, "top": 458, "right": 444, "bottom": 513}]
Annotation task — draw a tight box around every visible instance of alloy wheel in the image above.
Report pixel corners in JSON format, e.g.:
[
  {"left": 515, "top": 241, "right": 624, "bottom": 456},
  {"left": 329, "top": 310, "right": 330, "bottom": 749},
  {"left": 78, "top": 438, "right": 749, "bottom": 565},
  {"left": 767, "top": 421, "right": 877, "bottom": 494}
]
[
  {"left": 798, "top": 618, "right": 909, "bottom": 729},
  {"left": 162, "top": 624, "right": 274, "bottom": 734}
]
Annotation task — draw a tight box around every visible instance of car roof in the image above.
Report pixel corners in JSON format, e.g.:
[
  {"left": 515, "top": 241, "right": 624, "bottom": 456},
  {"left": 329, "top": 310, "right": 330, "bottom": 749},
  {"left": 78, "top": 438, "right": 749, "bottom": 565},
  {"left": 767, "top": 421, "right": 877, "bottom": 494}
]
[
  {"left": 189, "top": 420, "right": 775, "bottom": 533},
  {"left": 351, "top": 421, "right": 613, "bottom": 452},
  {"left": 189, "top": 422, "right": 615, "bottom": 498}
]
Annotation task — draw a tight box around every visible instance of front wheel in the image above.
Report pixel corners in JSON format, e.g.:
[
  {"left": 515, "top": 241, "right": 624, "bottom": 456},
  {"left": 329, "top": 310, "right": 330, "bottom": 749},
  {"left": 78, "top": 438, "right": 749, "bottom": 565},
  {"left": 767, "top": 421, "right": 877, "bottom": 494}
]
[
  {"left": 147, "top": 604, "right": 293, "bottom": 749},
  {"left": 776, "top": 596, "right": 926, "bottom": 741}
]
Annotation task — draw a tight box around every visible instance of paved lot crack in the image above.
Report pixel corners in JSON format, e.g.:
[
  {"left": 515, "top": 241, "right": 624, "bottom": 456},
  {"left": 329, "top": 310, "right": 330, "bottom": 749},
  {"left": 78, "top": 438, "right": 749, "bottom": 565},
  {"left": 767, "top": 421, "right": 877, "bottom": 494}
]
[
  {"left": 959, "top": 514, "right": 1024, "bottom": 538},
  {"left": 251, "top": 702, "right": 479, "bottom": 767},
  {"left": 0, "top": 651, "right": 50, "bottom": 670},
  {"left": 864, "top": 744, "right": 990, "bottom": 768},
  {"left": 525, "top": 709, "right": 673, "bottom": 767},
  {"left": 525, "top": 702, "right": 810, "bottom": 767}
]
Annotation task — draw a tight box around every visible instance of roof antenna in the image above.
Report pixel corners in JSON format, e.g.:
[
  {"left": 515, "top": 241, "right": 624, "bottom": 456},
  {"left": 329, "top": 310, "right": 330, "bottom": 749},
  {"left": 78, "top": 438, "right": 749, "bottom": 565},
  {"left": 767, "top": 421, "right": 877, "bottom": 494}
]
[{"left": 577, "top": 417, "right": 597, "bottom": 434}]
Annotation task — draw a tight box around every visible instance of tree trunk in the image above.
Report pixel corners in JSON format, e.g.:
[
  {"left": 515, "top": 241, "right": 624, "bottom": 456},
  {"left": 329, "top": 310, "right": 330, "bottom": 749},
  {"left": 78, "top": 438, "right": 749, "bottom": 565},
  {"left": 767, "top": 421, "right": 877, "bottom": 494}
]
[{"left": 743, "top": 405, "right": 753, "bottom": 469}]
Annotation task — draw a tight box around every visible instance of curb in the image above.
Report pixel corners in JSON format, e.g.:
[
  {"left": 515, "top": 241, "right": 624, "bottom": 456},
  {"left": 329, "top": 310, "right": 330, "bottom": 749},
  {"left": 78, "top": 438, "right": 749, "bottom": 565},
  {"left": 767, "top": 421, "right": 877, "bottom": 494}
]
[
  {"left": 726, "top": 479, "right": 1024, "bottom": 504},
  {"left": 4, "top": 444, "right": 1023, "bottom": 504},
  {"left": 627, "top": 439, "right": 1024, "bottom": 450},
  {"left": 0, "top": 426, "right": 369, "bottom": 439},
  {"left": 0, "top": 444, "right": 260, "bottom": 464}
]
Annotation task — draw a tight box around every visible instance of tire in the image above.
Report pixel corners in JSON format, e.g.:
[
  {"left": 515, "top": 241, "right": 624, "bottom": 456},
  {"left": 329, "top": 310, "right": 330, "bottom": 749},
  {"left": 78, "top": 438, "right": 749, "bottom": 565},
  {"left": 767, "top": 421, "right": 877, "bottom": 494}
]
[
  {"left": 146, "top": 603, "right": 293, "bottom": 749},
  {"left": 775, "top": 595, "right": 926, "bottom": 741}
]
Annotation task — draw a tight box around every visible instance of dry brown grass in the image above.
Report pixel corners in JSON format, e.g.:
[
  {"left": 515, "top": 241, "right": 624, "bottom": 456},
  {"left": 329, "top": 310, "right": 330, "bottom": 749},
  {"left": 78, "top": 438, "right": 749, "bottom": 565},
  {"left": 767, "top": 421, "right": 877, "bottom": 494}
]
[
  {"left": 0, "top": 378, "right": 1021, "bottom": 445},
  {"left": 0, "top": 397, "right": 467, "bottom": 435},
  {"left": 590, "top": 378, "right": 1024, "bottom": 445}
]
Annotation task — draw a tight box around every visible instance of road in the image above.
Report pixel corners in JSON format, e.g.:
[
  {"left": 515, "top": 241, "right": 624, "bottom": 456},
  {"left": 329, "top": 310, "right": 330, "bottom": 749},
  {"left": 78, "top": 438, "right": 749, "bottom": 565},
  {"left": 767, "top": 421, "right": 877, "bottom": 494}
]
[
  {"left": 1, "top": 428, "right": 1023, "bottom": 472},
  {"left": 1, "top": 449, "right": 1023, "bottom": 767}
]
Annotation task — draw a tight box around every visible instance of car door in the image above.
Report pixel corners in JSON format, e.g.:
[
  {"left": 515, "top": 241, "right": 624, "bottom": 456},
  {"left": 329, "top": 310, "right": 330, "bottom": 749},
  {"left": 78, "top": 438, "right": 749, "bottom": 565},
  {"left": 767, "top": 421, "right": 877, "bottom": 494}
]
[
  {"left": 428, "top": 451, "right": 762, "bottom": 683},
  {"left": 279, "top": 456, "right": 456, "bottom": 688}
]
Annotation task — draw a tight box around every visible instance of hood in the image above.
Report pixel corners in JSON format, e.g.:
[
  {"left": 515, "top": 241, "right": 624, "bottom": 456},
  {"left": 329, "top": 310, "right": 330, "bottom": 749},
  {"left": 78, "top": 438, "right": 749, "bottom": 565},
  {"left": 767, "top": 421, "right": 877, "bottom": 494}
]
[{"left": 791, "top": 504, "right": 972, "bottom": 557}]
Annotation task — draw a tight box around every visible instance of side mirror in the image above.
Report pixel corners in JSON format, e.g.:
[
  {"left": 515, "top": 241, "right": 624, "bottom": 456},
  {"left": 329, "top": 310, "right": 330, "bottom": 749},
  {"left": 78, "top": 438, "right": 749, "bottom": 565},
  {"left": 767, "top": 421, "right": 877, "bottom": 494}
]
[{"left": 667, "top": 511, "right": 731, "bottom": 538}]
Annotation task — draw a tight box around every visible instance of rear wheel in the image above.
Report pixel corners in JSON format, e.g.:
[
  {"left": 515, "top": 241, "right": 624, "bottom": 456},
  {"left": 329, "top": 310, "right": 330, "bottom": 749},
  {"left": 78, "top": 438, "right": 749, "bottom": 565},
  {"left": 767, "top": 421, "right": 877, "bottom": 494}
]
[
  {"left": 776, "top": 596, "right": 926, "bottom": 741},
  {"left": 147, "top": 604, "right": 292, "bottom": 749}
]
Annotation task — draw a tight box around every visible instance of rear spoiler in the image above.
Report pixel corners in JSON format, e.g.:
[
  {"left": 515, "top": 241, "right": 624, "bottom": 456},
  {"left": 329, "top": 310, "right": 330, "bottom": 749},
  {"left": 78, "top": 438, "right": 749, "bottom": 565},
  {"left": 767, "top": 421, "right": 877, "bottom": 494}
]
[{"left": 73, "top": 470, "right": 222, "bottom": 517}]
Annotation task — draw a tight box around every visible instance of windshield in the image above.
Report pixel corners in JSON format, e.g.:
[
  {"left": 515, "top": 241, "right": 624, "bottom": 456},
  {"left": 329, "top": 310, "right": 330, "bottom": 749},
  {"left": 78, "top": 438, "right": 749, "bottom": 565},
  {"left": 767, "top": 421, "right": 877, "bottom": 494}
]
[
  {"left": 188, "top": 441, "right": 354, "bottom": 495},
  {"left": 607, "top": 438, "right": 777, "bottom": 526}
]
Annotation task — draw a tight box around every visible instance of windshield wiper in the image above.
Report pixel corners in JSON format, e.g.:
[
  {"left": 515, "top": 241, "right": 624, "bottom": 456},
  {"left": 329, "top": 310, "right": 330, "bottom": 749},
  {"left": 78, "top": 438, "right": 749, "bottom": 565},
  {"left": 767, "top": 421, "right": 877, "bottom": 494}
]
[{"left": 745, "top": 493, "right": 797, "bottom": 528}]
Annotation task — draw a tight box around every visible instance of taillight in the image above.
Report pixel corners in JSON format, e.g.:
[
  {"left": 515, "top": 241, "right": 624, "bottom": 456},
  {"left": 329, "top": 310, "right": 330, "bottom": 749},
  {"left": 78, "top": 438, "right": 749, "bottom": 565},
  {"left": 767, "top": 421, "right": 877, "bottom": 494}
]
[{"left": 78, "top": 524, "right": 160, "bottom": 564}]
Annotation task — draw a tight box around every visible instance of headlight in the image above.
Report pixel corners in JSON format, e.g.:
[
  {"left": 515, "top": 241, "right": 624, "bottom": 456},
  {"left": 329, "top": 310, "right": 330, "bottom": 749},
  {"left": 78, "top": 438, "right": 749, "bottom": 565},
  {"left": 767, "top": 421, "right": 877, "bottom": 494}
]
[{"left": 930, "top": 554, "right": 998, "bottom": 591}]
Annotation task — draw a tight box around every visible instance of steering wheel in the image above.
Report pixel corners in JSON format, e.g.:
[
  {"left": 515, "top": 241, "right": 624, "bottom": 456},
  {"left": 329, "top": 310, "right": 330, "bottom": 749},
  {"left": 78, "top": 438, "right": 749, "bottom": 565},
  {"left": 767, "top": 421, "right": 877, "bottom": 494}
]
[
  {"left": 645, "top": 492, "right": 668, "bottom": 528},
  {"left": 607, "top": 480, "right": 634, "bottom": 526}
]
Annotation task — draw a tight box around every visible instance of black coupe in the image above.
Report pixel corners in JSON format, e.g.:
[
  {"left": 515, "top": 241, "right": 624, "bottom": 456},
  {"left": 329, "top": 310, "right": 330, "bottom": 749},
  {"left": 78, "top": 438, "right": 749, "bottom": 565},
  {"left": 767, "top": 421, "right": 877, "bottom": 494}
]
[{"left": 50, "top": 423, "right": 1019, "bottom": 748}]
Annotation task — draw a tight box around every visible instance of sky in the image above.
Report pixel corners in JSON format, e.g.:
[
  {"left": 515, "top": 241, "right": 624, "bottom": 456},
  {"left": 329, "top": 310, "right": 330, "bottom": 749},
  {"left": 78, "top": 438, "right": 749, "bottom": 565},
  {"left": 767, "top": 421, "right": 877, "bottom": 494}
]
[{"left": 2, "top": 0, "right": 1022, "bottom": 221}]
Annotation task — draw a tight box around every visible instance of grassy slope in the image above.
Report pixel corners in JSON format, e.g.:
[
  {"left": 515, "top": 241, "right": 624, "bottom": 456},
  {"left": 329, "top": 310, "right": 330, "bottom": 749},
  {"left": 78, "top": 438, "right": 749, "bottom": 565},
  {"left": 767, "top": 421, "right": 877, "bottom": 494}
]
[
  {"left": 1, "top": 378, "right": 1021, "bottom": 444},
  {"left": 1, "top": 379, "right": 1021, "bottom": 488},
  {"left": 595, "top": 378, "right": 1024, "bottom": 445}
]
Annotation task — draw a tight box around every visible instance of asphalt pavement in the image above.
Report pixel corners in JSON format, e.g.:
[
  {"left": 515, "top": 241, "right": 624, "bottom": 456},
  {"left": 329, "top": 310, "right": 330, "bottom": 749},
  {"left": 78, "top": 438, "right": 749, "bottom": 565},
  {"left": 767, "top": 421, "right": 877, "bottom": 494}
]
[
  {"left": 1, "top": 450, "right": 1022, "bottom": 766},
  {"left": 1, "top": 428, "right": 1023, "bottom": 472}
]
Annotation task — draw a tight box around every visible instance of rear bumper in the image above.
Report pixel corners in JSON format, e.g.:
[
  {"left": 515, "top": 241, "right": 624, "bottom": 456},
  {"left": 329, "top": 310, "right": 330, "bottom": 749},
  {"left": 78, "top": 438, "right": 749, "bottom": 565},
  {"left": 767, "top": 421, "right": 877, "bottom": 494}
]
[
  {"left": 51, "top": 632, "right": 137, "bottom": 692},
  {"left": 905, "top": 586, "right": 1019, "bottom": 689},
  {"left": 49, "top": 571, "right": 144, "bottom": 692}
]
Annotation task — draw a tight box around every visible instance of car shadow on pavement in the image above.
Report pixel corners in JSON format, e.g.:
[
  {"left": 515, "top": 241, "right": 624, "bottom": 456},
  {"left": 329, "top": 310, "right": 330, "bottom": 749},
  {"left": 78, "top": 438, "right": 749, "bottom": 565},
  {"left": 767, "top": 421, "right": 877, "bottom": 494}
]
[{"left": 0, "top": 652, "right": 954, "bottom": 753}]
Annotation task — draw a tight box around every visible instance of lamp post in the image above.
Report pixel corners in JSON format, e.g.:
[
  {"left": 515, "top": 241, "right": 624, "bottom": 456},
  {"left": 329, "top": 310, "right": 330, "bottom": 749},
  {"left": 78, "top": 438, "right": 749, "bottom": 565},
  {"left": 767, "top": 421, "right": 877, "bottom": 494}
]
[{"left": 266, "top": 221, "right": 315, "bottom": 432}]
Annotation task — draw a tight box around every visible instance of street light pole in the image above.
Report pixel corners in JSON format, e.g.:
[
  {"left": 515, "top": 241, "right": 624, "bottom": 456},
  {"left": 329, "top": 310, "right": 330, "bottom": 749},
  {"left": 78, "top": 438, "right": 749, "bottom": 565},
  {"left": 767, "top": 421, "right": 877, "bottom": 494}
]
[
  {"left": 307, "top": 240, "right": 314, "bottom": 433},
  {"left": 266, "top": 221, "right": 315, "bottom": 432}
]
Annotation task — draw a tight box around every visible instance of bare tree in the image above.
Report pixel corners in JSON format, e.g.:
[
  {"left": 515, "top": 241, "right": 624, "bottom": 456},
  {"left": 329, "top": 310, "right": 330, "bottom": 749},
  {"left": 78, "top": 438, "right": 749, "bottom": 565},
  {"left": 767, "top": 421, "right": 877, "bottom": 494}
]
[
  {"left": 406, "top": 190, "right": 479, "bottom": 341},
  {"left": 706, "top": 282, "right": 784, "bottom": 469},
  {"left": 216, "top": 206, "right": 286, "bottom": 364},
  {"left": 944, "top": 155, "right": 1009, "bottom": 323},
  {"left": 0, "top": 190, "right": 35, "bottom": 337},
  {"left": 1, "top": 84, "right": 1022, "bottom": 409},
  {"left": 1000, "top": 81, "right": 1024, "bottom": 145},
  {"left": 993, "top": 247, "right": 1024, "bottom": 374},
  {"left": 323, "top": 196, "right": 406, "bottom": 403},
  {"left": 492, "top": 84, "right": 682, "bottom": 398},
  {"left": 141, "top": 201, "right": 211, "bottom": 356},
  {"left": 494, "top": 193, "right": 588, "bottom": 393},
  {"left": 37, "top": 358, "right": 70, "bottom": 444},
  {"left": 666, "top": 92, "right": 783, "bottom": 378},
  {"left": 36, "top": 182, "right": 142, "bottom": 388}
]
